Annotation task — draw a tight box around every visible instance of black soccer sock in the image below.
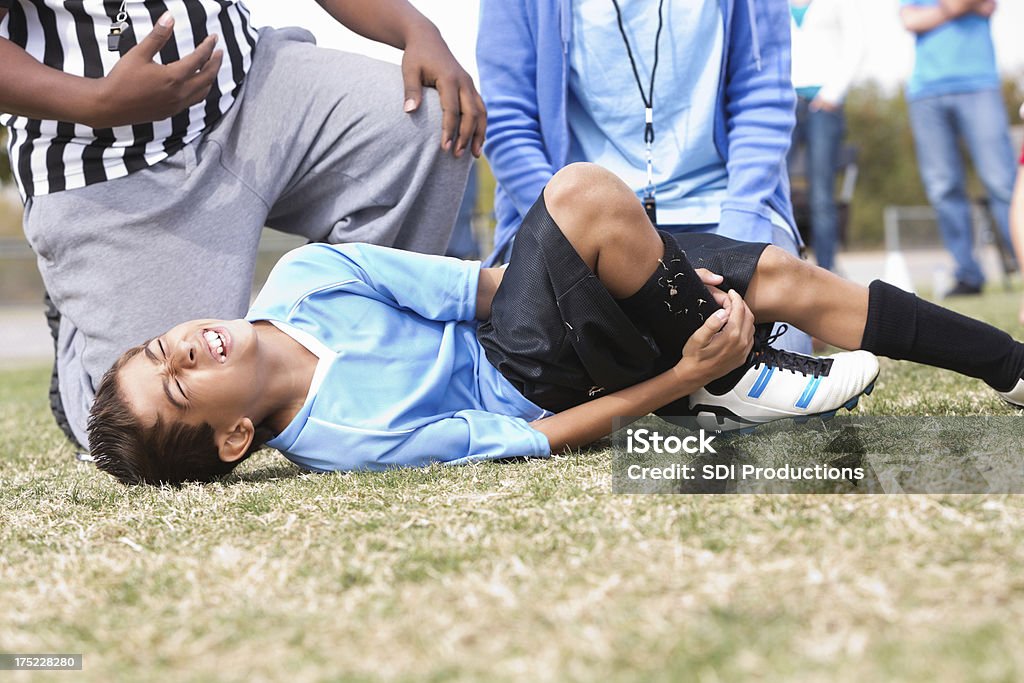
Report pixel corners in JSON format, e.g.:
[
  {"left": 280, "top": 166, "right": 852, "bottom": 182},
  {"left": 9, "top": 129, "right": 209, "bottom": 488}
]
[
  {"left": 616, "top": 231, "right": 723, "bottom": 370},
  {"left": 861, "top": 280, "right": 1024, "bottom": 392}
]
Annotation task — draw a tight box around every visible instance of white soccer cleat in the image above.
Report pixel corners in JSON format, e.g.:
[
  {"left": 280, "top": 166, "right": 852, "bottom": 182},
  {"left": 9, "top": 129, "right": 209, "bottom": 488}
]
[
  {"left": 997, "top": 379, "right": 1024, "bottom": 408},
  {"left": 689, "top": 346, "right": 880, "bottom": 432}
]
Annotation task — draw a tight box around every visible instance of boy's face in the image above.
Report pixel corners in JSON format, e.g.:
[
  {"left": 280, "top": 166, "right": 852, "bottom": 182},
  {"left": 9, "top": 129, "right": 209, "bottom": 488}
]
[{"left": 118, "top": 319, "right": 260, "bottom": 435}]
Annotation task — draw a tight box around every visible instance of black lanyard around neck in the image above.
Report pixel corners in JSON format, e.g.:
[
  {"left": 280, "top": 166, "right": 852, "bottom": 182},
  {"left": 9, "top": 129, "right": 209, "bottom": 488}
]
[{"left": 610, "top": 0, "right": 665, "bottom": 225}]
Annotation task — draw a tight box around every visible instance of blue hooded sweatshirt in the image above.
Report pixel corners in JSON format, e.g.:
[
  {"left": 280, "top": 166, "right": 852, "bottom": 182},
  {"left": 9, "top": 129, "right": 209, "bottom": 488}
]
[{"left": 478, "top": 0, "right": 798, "bottom": 263}]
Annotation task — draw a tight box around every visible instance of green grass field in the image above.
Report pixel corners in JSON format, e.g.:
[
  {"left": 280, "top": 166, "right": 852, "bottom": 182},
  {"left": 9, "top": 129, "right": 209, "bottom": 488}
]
[{"left": 3, "top": 291, "right": 1024, "bottom": 682}]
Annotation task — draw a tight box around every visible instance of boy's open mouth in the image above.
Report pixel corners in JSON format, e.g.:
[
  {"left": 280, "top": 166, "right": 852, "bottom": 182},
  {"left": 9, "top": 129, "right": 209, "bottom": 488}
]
[{"left": 202, "top": 328, "right": 230, "bottom": 363}]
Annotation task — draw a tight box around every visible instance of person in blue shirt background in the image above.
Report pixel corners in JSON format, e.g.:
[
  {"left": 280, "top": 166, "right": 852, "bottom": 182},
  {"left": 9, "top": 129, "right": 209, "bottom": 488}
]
[
  {"left": 477, "top": 0, "right": 811, "bottom": 353},
  {"left": 900, "top": 0, "right": 1018, "bottom": 296},
  {"left": 84, "top": 164, "right": 1024, "bottom": 487}
]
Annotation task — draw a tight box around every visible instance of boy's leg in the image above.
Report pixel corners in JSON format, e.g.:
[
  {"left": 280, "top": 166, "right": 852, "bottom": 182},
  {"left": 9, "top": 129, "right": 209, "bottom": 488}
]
[
  {"left": 206, "top": 28, "right": 470, "bottom": 255},
  {"left": 541, "top": 164, "right": 878, "bottom": 422},
  {"left": 743, "top": 246, "right": 869, "bottom": 349},
  {"left": 741, "top": 245, "right": 1024, "bottom": 393},
  {"left": 24, "top": 149, "right": 267, "bottom": 448}
]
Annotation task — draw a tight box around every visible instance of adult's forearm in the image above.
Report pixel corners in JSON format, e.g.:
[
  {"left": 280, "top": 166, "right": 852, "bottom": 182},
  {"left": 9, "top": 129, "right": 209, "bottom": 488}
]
[
  {"left": 940, "top": 0, "right": 985, "bottom": 15},
  {"left": 900, "top": 6, "right": 951, "bottom": 33},
  {"left": 0, "top": 38, "right": 99, "bottom": 123},
  {"left": 900, "top": 0, "right": 982, "bottom": 33},
  {"left": 530, "top": 369, "right": 703, "bottom": 453},
  {"left": 314, "top": 0, "right": 437, "bottom": 50}
]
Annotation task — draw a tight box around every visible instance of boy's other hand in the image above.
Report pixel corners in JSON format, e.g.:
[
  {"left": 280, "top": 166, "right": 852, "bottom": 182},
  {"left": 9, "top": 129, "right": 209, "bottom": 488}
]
[
  {"left": 675, "top": 289, "right": 754, "bottom": 386},
  {"left": 695, "top": 268, "right": 729, "bottom": 308},
  {"left": 87, "top": 12, "right": 223, "bottom": 129},
  {"left": 401, "top": 28, "right": 486, "bottom": 158}
]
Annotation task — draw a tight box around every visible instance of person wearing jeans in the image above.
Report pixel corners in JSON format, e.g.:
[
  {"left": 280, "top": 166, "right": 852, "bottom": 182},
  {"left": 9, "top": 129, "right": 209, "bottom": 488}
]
[
  {"left": 789, "top": 0, "right": 864, "bottom": 272},
  {"left": 901, "top": 0, "right": 1017, "bottom": 296}
]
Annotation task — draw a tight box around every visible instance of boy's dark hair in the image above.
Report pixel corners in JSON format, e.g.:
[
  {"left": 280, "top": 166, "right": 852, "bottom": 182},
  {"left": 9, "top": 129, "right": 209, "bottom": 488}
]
[{"left": 87, "top": 345, "right": 272, "bottom": 486}]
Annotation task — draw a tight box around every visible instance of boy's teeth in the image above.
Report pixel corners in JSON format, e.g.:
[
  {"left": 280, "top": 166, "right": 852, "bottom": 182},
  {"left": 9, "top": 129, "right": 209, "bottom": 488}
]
[{"left": 204, "top": 330, "right": 225, "bottom": 356}]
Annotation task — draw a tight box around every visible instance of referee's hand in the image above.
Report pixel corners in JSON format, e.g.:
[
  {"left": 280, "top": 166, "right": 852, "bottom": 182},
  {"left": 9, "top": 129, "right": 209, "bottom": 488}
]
[
  {"left": 401, "top": 29, "right": 486, "bottom": 159},
  {"left": 86, "top": 12, "right": 223, "bottom": 128}
]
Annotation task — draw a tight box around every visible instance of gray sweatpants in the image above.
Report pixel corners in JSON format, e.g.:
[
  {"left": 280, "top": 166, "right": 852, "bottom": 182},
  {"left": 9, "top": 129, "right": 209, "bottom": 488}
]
[{"left": 22, "top": 28, "right": 471, "bottom": 447}]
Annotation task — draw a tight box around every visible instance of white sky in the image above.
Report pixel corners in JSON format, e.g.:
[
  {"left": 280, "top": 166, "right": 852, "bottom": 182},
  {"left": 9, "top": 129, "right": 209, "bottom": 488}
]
[{"left": 243, "top": 0, "right": 1024, "bottom": 92}]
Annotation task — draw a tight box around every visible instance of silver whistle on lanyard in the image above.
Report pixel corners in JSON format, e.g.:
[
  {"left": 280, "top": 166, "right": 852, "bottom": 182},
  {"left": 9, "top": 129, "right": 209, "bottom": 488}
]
[{"left": 108, "top": 2, "right": 130, "bottom": 52}]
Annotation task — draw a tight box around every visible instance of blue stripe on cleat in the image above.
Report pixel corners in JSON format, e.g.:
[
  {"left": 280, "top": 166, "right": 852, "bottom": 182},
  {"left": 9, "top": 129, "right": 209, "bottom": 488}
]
[
  {"left": 747, "top": 366, "right": 775, "bottom": 399},
  {"left": 795, "top": 376, "right": 823, "bottom": 409}
]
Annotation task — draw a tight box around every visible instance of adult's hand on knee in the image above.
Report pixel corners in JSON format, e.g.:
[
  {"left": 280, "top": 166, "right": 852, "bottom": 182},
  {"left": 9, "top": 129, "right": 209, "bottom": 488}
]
[
  {"left": 400, "top": 29, "right": 486, "bottom": 158},
  {"left": 87, "top": 13, "right": 223, "bottom": 128},
  {"left": 675, "top": 290, "right": 754, "bottom": 386}
]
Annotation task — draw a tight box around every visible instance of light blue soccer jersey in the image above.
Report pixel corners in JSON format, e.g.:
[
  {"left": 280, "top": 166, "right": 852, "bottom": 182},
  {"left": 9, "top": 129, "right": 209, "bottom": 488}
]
[{"left": 247, "top": 243, "right": 551, "bottom": 473}]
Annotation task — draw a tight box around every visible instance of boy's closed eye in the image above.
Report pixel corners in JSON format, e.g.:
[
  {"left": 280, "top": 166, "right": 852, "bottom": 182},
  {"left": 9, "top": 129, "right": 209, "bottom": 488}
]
[{"left": 144, "top": 338, "right": 187, "bottom": 410}]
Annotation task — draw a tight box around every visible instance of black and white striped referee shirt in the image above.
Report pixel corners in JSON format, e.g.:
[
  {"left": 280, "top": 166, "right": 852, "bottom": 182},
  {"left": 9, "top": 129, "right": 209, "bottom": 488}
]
[{"left": 0, "top": 0, "right": 258, "bottom": 200}]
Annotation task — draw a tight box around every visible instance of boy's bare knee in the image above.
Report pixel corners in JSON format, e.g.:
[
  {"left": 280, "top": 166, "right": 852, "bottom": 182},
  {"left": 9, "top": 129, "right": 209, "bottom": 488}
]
[
  {"left": 757, "top": 245, "right": 803, "bottom": 284},
  {"left": 544, "top": 163, "right": 641, "bottom": 244},
  {"left": 547, "top": 163, "right": 634, "bottom": 208},
  {"left": 750, "top": 245, "right": 820, "bottom": 319}
]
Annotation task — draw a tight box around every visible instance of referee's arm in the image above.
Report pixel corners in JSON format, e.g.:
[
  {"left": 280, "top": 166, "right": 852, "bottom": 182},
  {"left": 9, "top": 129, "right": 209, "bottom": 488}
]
[{"left": 0, "top": 10, "right": 220, "bottom": 128}]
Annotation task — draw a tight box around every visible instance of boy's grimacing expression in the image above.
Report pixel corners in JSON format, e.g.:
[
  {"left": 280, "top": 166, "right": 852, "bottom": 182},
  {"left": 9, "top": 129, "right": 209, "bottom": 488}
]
[{"left": 118, "top": 318, "right": 261, "bottom": 463}]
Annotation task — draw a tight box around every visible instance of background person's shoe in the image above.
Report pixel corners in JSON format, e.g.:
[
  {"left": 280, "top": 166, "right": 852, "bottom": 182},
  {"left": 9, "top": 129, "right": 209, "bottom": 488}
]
[
  {"left": 689, "top": 345, "right": 879, "bottom": 432},
  {"left": 945, "top": 281, "right": 983, "bottom": 297},
  {"left": 44, "top": 292, "right": 83, "bottom": 450}
]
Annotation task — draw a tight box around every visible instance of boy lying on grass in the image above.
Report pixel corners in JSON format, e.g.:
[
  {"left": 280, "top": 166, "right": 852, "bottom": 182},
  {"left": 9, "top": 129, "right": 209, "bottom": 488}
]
[{"left": 89, "top": 164, "right": 1024, "bottom": 485}]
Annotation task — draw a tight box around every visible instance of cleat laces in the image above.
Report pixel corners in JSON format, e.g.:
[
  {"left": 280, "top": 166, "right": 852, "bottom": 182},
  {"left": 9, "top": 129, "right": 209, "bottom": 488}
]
[{"left": 750, "top": 325, "right": 834, "bottom": 378}]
